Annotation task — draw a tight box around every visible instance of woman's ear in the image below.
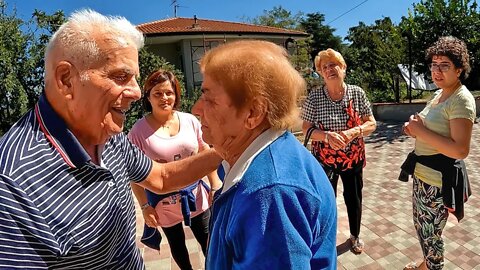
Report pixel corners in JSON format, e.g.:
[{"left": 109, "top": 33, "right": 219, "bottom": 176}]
[{"left": 245, "top": 98, "right": 268, "bottom": 130}]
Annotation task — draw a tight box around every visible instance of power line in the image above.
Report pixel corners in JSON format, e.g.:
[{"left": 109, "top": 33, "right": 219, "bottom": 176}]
[{"left": 327, "top": 0, "right": 370, "bottom": 25}]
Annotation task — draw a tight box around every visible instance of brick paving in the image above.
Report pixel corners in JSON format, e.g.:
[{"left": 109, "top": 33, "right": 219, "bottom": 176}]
[{"left": 135, "top": 121, "right": 480, "bottom": 270}]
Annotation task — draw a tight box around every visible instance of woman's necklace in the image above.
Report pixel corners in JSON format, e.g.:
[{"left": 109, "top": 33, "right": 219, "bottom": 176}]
[
  {"left": 159, "top": 122, "right": 170, "bottom": 129},
  {"left": 148, "top": 112, "right": 175, "bottom": 131},
  {"left": 325, "top": 83, "right": 346, "bottom": 104}
]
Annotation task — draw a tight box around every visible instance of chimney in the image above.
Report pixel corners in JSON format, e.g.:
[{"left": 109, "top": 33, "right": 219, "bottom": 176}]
[{"left": 192, "top": 15, "right": 199, "bottom": 28}]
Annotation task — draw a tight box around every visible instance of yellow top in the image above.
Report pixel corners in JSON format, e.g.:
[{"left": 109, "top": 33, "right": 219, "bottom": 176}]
[{"left": 414, "top": 85, "right": 476, "bottom": 187}]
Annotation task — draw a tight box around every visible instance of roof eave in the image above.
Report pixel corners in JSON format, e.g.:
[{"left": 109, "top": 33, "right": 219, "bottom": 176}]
[{"left": 142, "top": 31, "right": 309, "bottom": 38}]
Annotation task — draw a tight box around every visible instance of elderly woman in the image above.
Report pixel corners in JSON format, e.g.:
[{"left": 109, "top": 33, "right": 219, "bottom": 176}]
[
  {"left": 192, "top": 40, "right": 337, "bottom": 269},
  {"left": 402, "top": 37, "right": 475, "bottom": 270},
  {"left": 301, "top": 48, "right": 376, "bottom": 254}
]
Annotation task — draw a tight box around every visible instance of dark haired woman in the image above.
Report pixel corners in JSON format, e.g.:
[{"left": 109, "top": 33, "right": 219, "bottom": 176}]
[
  {"left": 128, "top": 69, "right": 222, "bottom": 270},
  {"left": 402, "top": 36, "right": 476, "bottom": 270}
]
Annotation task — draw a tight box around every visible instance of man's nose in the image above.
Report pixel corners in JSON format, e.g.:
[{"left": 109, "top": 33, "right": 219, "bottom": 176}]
[{"left": 124, "top": 78, "right": 141, "bottom": 101}]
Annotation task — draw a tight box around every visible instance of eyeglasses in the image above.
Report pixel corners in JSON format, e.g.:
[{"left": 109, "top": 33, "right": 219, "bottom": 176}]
[{"left": 428, "top": 63, "right": 452, "bottom": 72}]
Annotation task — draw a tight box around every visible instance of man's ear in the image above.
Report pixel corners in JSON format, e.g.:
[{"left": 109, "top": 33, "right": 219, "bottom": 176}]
[
  {"left": 55, "top": 61, "right": 75, "bottom": 98},
  {"left": 245, "top": 98, "right": 268, "bottom": 130}
]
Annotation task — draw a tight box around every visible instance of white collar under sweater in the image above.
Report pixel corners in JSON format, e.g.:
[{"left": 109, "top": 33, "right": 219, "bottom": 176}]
[{"left": 220, "top": 128, "right": 285, "bottom": 194}]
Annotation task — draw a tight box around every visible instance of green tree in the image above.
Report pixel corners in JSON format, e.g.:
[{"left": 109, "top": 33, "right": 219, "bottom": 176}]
[
  {"left": 299, "top": 12, "right": 343, "bottom": 61},
  {"left": 345, "top": 18, "right": 406, "bottom": 102},
  {"left": 245, "top": 7, "right": 343, "bottom": 90},
  {"left": 0, "top": 2, "right": 66, "bottom": 135},
  {"left": 25, "top": 10, "right": 65, "bottom": 107},
  {"left": 0, "top": 1, "right": 29, "bottom": 133},
  {"left": 400, "top": 0, "right": 480, "bottom": 89},
  {"left": 247, "top": 5, "right": 303, "bottom": 30}
]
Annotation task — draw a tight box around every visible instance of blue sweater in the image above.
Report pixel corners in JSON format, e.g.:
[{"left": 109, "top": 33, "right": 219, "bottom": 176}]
[{"left": 206, "top": 132, "right": 337, "bottom": 270}]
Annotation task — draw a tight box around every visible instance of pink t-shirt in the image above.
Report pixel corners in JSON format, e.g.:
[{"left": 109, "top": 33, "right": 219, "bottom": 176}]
[{"left": 128, "top": 112, "right": 210, "bottom": 227}]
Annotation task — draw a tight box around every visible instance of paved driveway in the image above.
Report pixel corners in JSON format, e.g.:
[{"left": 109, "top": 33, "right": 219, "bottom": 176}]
[{"left": 136, "top": 121, "right": 480, "bottom": 270}]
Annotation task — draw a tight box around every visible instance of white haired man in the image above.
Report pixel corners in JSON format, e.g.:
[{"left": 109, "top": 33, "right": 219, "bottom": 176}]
[{"left": 0, "top": 9, "right": 220, "bottom": 269}]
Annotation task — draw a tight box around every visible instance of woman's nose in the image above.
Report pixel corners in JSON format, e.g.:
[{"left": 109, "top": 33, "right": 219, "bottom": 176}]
[{"left": 191, "top": 97, "right": 203, "bottom": 117}]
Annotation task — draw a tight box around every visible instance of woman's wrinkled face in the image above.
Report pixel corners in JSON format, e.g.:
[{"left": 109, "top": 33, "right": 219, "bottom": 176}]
[
  {"left": 191, "top": 74, "right": 247, "bottom": 153},
  {"left": 148, "top": 81, "right": 176, "bottom": 113},
  {"left": 318, "top": 60, "right": 346, "bottom": 83},
  {"left": 429, "top": 55, "right": 462, "bottom": 89}
]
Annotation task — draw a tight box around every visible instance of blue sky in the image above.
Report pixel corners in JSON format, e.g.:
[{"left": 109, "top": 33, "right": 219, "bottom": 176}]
[{"left": 8, "top": 0, "right": 419, "bottom": 39}]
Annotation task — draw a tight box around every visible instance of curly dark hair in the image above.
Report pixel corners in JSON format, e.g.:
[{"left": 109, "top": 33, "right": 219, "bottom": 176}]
[
  {"left": 425, "top": 36, "right": 471, "bottom": 81},
  {"left": 142, "top": 69, "right": 181, "bottom": 112}
]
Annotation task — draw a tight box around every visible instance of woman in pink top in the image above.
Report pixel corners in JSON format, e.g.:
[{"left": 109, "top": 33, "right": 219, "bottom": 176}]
[{"left": 129, "top": 69, "right": 222, "bottom": 270}]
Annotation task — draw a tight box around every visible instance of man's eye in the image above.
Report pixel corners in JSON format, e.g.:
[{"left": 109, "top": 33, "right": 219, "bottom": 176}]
[{"left": 113, "top": 74, "right": 128, "bottom": 82}]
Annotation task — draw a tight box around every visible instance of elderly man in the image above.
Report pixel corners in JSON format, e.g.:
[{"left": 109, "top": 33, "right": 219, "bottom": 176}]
[
  {"left": 192, "top": 40, "right": 337, "bottom": 269},
  {"left": 0, "top": 9, "right": 220, "bottom": 269}
]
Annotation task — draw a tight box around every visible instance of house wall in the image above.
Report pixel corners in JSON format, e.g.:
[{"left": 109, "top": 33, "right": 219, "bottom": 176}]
[
  {"left": 181, "top": 40, "right": 194, "bottom": 92},
  {"left": 145, "top": 36, "right": 297, "bottom": 95},
  {"left": 180, "top": 37, "right": 287, "bottom": 93},
  {"left": 145, "top": 43, "right": 182, "bottom": 69},
  {"left": 372, "top": 97, "right": 480, "bottom": 122}
]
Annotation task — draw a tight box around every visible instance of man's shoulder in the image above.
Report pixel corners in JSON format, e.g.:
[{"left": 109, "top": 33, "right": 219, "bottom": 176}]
[
  {"left": 104, "top": 133, "right": 129, "bottom": 154},
  {"left": 0, "top": 110, "right": 38, "bottom": 174}
]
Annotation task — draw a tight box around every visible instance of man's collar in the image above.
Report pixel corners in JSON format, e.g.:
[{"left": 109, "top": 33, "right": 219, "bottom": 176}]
[{"left": 34, "top": 94, "right": 91, "bottom": 168}]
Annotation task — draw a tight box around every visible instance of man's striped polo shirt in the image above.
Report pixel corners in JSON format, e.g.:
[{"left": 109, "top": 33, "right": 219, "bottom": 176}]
[{"left": 0, "top": 94, "right": 153, "bottom": 269}]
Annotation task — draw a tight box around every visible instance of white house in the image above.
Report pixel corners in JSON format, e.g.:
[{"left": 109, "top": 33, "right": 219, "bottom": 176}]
[{"left": 137, "top": 16, "right": 308, "bottom": 93}]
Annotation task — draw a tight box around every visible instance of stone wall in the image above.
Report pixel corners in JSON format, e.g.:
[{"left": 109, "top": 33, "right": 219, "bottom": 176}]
[{"left": 372, "top": 96, "right": 480, "bottom": 122}]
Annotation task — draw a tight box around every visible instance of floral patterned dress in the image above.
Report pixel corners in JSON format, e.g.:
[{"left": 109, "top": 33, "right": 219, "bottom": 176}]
[{"left": 301, "top": 84, "right": 372, "bottom": 172}]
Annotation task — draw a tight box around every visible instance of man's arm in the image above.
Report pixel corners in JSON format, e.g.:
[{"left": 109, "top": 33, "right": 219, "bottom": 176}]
[
  {"left": 138, "top": 149, "right": 222, "bottom": 194},
  {"left": 0, "top": 174, "right": 56, "bottom": 268}
]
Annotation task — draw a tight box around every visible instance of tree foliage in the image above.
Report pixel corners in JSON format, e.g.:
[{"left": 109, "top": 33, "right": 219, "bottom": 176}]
[
  {"left": 248, "top": 6, "right": 303, "bottom": 30},
  {"left": 299, "top": 12, "right": 343, "bottom": 60},
  {"left": 345, "top": 18, "right": 406, "bottom": 102},
  {"left": 400, "top": 0, "right": 480, "bottom": 89},
  {"left": 0, "top": 2, "right": 65, "bottom": 134},
  {"left": 245, "top": 6, "right": 342, "bottom": 89}
]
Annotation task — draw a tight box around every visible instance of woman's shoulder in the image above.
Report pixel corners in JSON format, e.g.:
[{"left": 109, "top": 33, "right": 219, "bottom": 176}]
[
  {"left": 449, "top": 86, "right": 476, "bottom": 110},
  {"left": 457, "top": 85, "right": 475, "bottom": 101},
  {"left": 177, "top": 111, "right": 200, "bottom": 123},
  {"left": 305, "top": 85, "right": 325, "bottom": 100},
  {"left": 346, "top": 84, "right": 365, "bottom": 93},
  {"left": 129, "top": 116, "right": 148, "bottom": 135}
]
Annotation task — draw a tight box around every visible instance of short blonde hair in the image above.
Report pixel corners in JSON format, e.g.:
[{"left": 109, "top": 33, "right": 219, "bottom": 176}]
[
  {"left": 314, "top": 48, "right": 346, "bottom": 72},
  {"left": 200, "top": 40, "right": 305, "bottom": 130}
]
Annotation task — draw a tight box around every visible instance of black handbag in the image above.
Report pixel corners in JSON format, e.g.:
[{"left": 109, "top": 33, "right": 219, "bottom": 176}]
[
  {"left": 303, "top": 126, "right": 339, "bottom": 181},
  {"left": 303, "top": 126, "right": 316, "bottom": 148}
]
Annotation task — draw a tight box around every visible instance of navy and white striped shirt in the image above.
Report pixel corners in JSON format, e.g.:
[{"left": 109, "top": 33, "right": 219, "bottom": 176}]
[{"left": 0, "top": 94, "right": 153, "bottom": 269}]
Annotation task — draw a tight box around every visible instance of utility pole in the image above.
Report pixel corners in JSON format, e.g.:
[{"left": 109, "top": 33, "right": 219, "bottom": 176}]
[{"left": 408, "top": 33, "right": 412, "bottom": 103}]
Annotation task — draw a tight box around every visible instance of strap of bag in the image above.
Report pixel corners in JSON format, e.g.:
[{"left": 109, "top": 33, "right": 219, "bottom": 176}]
[{"left": 303, "top": 126, "right": 316, "bottom": 147}]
